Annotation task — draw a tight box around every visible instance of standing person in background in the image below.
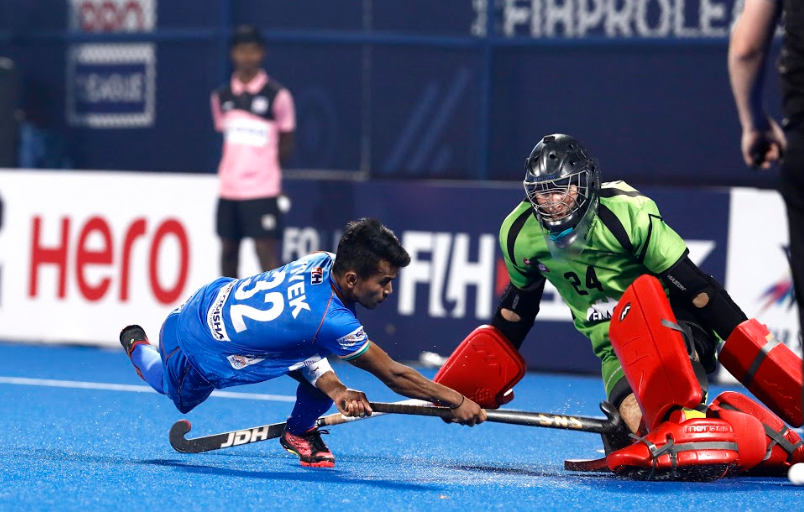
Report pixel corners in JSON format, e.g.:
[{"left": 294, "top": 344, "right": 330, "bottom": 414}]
[
  {"left": 729, "top": 0, "right": 804, "bottom": 338},
  {"left": 211, "top": 24, "right": 295, "bottom": 278}
]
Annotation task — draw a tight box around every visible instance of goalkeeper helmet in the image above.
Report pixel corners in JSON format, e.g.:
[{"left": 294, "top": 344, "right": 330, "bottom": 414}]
[{"left": 523, "top": 134, "right": 601, "bottom": 261}]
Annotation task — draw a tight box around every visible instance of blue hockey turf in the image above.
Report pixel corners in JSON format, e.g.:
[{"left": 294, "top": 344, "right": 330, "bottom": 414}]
[{"left": 1, "top": 342, "right": 802, "bottom": 511}]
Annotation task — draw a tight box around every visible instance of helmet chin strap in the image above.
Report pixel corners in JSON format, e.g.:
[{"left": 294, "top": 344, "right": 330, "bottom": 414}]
[{"left": 548, "top": 227, "right": 574, "bottom": 241}]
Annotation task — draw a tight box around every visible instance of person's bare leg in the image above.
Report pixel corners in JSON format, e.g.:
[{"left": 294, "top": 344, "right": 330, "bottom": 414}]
[
  {"left": 254, "top": 237, "right": 281, "bottom": 272},
  {"left": 221, "top": 238, "right": 240, "bottom": 278},
  {"left": 619, "top": 393, "right": 643, "bottom": 434}
]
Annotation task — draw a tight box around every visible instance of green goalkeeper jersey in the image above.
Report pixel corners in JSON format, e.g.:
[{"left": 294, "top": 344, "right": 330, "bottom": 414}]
[{"left": 499, "top": 180, "right": 688, "bottom": 394}]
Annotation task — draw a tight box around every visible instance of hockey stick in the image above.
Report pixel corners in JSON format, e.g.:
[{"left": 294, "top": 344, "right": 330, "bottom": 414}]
[
  {"left": 169, "top": 399, "right": 429, "bottom": 454},
  {"left": 369, "top": 400, "right": 623, "bottom": 434},
  {"left": 170, "top": 400, "right": 624, "bottom": 454},
  {"left": 375, "top": 400, "right": 630, "bottom": 474}
]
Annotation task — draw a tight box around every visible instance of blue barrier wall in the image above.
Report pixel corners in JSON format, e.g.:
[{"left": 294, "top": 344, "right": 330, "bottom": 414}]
[{"left": 0, "top": 0, "right": 783, "bottom": 188}]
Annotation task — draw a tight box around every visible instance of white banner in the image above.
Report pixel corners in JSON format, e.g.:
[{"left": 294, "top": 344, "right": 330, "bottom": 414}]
[
  {"left": 0, "top": 170, "right": 263, "bottom": 347},
  {"left": 720, "top": 187, "right": 802, "bottom": 383},
  {"left": 725, "top": 188, "right": 799, "bottom": 347}
]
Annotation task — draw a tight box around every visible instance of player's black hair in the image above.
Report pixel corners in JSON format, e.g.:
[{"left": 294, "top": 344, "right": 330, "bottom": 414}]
[
  {"left": 333, "top": 218, "right": 410, "bottom": 278},
  {"left": 229, "top": 24, "right": 265, "bottom": 48}
]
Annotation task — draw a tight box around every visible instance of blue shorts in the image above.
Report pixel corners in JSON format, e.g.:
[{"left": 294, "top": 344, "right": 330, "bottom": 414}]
[{"left": 159, "top": 310, "right": 215, "bottom": 414}]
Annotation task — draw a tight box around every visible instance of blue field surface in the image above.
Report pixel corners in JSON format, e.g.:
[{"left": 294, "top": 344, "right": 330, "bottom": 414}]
[{"left": 1, "top": 342, "right": 802, "bottom": 511}]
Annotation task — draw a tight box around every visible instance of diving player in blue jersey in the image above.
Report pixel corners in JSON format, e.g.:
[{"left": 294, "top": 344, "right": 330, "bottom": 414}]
[{"left": 119, "top": 218, "right": 486, "bottom": 467}]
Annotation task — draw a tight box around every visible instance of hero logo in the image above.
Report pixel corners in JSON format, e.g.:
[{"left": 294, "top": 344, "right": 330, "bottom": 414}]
[
  {"left": 399, "top": 232, "right": 497, "bottom": 319},
  {"left": 28, "top": 215, "right": 189, "bottom": 304}
]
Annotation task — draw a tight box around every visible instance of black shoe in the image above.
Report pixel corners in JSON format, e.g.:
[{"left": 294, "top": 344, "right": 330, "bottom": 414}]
[{"left": 119, "top": 325, "right": 149, "bottom": 357}]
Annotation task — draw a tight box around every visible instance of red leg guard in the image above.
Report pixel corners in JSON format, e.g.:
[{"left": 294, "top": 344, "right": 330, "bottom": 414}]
[
  {"left": 605, "top": 417, "right": 738, "bottom": 481},
  {"left": 709, "top": 391, "right": 804, "bottom": 474},
  {"left": 434, "top": 325, "right": 525, "bottom": 409},
  {"left": 719, "top": 318, "right": 803, "bottom": 427},
  {"left": 610, "top": 275, "right": 704, "bottom": 431}
]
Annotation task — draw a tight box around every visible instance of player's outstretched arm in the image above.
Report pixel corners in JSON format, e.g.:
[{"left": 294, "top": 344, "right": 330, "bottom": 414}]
[
  {"left": 348, "top": 342, "right": 487, "bottom": 426},
  {"left": 314, "top": 370, "right": 373, "bottom": 418}
]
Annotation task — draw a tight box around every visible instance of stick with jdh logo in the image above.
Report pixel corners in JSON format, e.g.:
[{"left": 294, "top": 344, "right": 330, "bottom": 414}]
[{"left": 169, "top": 399, "right": 625, "bottom": 454}]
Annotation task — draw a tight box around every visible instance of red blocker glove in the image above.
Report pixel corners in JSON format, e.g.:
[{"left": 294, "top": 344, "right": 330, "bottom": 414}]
[{"left": 434, "top": 325, "right": 525, "bottom": 409}]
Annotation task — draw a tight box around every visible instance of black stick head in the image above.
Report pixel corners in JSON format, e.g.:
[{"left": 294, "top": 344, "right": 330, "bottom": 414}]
[
  {"left": 598, "top": 401, "right": 632, "bottom": 455},
  {"left": 169, "top": 420, "right": 193, "bottom": 453}
]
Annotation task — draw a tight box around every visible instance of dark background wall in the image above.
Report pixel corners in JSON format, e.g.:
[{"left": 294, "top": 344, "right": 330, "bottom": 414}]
[{"left": 0, "top": 0, "right": 782, "bottom": 189}]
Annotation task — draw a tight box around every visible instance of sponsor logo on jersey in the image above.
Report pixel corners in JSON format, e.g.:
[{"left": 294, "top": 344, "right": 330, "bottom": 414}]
[
  {"left": 207, "top": 281, "right": 235, "bottom": 341},
  {"left": 619, "top": 302, "right": 632, "bottom": 322},
  {"left": 224, "top": 117, "right": 269, "bottom": 147},
  {"left": 336, "top": 326, "right": 367, "bottom": 347},
  {"left": 311, "top": 267, "right": 324, "bottom": 285},
  {"left": 227, "top": 354, "right": 265, "bottom": 370},
  {"left": 586, "top": 296, "right": 618, "bottom": 324},
  {"left": 251, "top": 96, "right": 270, "bottom": 114}
]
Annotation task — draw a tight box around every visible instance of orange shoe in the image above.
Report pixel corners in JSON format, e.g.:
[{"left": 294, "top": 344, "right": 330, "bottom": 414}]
[{"left": 280, "top": 427, "right": 335, "bottom": 468}]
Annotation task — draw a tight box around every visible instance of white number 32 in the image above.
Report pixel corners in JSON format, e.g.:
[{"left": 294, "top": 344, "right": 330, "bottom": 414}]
[{"left": 230, "top": 272, "right": 286, "bottom": 333}]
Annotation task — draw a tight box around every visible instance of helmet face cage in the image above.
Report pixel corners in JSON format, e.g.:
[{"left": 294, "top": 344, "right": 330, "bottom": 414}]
[{"left": 524, "top": 170, "right": 591, "bottom": 228}]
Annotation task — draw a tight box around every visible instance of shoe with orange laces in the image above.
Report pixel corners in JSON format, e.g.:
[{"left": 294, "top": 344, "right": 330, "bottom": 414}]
[
  {"left": 280, "top": 427, "right": 335, "bottom": 468},
  {"left": 119, "top": 325, "right": 151, "bottom": 380}
]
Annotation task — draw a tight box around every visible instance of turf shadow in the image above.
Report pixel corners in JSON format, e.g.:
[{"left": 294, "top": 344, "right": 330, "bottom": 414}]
[{"left": 143, "top": 458, "right": 444, "bottom": 492}]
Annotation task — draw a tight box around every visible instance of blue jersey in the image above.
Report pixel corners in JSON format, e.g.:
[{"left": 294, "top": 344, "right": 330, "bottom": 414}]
[{"left": 173, "top": 252, "right": 370, "bottom": 389}]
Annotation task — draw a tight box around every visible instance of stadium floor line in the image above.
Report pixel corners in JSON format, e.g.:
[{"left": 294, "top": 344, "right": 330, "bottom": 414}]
[{"left": 0, "top": 375, "right": 296, "bottom": 402}]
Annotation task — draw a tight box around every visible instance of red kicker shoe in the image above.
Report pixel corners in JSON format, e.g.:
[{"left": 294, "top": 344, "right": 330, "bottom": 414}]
[{"left": 280, "top": 427, "right": 335, "bottom": 468}]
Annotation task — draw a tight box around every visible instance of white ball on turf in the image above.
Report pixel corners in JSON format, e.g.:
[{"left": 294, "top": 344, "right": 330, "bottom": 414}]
[{"left": 789, "top": 463, "right": 804, "bottom": 485}]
